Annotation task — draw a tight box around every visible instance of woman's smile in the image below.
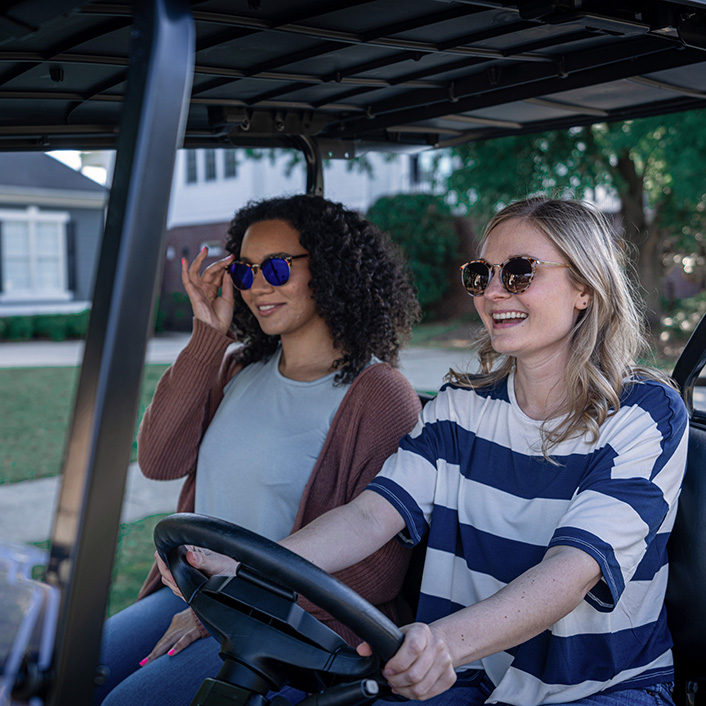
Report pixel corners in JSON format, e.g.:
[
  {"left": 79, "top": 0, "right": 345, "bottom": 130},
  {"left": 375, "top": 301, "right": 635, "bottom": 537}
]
[
  {"left": 489, "top": 310, "right": 528, "bottom": 326},
  {"left": 254, "top": 302, "right": 285, "bottom": 316}
]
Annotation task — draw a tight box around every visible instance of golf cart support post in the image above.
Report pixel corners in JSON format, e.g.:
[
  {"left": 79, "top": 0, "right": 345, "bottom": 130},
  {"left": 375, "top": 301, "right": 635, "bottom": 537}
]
[{"left": 41, "top": 2, "right": 194, "bottom": 704}]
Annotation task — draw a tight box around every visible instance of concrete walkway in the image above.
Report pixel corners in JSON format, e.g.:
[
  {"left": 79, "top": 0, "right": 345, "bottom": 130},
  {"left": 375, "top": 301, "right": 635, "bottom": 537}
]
[
  {"left": 0, "top": 333, "right": 194, "bottom": 369},
  {"left": 0, "top": 336, "right": 474, "bottom": 544}
]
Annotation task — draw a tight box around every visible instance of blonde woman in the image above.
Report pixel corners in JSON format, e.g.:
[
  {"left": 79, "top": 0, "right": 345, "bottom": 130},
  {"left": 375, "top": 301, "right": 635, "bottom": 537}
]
[{"left": 169, "top": 197, "right": 688, "bottom": 706}]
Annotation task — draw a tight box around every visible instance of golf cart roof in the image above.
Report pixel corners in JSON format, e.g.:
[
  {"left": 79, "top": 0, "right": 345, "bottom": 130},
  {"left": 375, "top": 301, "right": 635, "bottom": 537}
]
[{"left": 2, "top": 0, "right": 706, "bottom": 153}]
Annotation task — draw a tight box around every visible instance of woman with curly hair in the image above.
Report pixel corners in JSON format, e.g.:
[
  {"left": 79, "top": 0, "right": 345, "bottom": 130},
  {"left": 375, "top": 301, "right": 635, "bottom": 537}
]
[
  {"left": 94, "top": 194, "right": 421, "bottom": 706},
  {"left": 171, "top": 196, "right": 688, "bottom": 706}
]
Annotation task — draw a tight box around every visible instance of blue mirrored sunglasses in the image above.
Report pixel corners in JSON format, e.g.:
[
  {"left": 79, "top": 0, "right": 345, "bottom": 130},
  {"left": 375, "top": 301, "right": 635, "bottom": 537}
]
[{"left": 228, "top": 254, "right": 308, "bottom": 290}]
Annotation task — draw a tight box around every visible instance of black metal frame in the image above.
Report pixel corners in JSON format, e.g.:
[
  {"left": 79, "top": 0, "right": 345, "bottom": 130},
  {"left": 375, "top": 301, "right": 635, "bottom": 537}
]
[
  {"left": 292, "top": 136, "right": 324, "bottom": 196},
  {"left": 673, "top": 315, "right": 706, "bottom": 419},
  {"left": 41, "top": 1, "right": 194, "bottom": 703},
  {"left": 666, "top": 314, "right": 706, "bottom": 706},
  {"left": 1, "top": 2, "right": 706, "bottom": 152}
]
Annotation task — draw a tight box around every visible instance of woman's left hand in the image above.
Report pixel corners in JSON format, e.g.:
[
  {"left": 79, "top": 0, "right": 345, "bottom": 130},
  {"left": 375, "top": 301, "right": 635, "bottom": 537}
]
[
  {"left": 357, "top": 622, "right": 457, "bottom": 701},
  {"left": 139, "top": 608, "right": 204, "bottom": 666}
]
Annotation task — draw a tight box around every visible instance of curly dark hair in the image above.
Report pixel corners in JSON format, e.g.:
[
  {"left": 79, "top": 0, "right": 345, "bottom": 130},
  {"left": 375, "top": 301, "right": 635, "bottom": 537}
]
[{"left": 224, "top": 194, "right": 420, "bottom": 384}]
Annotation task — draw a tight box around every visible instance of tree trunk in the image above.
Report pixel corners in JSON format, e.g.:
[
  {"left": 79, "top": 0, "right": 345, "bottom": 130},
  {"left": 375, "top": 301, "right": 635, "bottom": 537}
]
[{"left": 615, "top": 152, "right": 663, "bottom": 332}]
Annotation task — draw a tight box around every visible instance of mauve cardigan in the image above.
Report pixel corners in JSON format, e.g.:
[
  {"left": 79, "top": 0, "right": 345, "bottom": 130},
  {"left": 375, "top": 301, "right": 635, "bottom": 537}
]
[{"left": 136, "top": 318, "right": 421, "bottom": 644}]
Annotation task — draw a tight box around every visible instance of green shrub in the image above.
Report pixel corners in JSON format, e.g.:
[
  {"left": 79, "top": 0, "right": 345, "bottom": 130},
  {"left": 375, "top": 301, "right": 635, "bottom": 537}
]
[
  {"left": 33, "top": 315, "right": 68, "bottom": 341},
  {"left": 156, "top": 291, "right": 192, "bottom": 332},
  {"left": 150, "top": 295, "right": 164, "bottom": 334},
  {"left": 660, "top": 291, "right": 706, "bottom": 360},
  {"left": 65, "top": 310, "right": 90, "bottom": 338},
  {"left": 0, "top": 311, "right": 90, "bottom": 341},
  {"left": 367, "top": 194, "right": 458, "bottom": 308},
  {"left": 3, "top": 316, "right": 34, "bottom": 341},
  {"left": 171, "top": 291, "right": 192, "bottom": 324}
]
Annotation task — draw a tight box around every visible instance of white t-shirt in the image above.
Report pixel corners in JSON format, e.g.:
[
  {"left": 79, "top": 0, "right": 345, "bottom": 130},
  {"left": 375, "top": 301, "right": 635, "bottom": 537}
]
[{"left": 368, "top": 373, "right": 688, "bottom": 705}]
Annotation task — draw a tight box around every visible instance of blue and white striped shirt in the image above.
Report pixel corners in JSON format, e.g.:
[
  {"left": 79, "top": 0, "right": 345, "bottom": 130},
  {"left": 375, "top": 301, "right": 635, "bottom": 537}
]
[{"left": 368, "top": 372, "right": 688, "bottom": 705}]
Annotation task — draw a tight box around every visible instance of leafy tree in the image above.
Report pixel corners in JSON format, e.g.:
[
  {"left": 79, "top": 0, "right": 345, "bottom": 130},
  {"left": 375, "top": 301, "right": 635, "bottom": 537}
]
[
  {"left": 367, "top": 194, "right": 459, "bottom": 310},
  {"left": 444, "top": 109, "right": 706, "bottom": 329}
]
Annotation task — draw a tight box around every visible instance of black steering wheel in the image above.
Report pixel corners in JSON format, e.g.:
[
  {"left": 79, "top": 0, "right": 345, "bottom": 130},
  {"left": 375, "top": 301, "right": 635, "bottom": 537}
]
[{"left": 154, "top": 513, "right": 404, "bottom": 706}]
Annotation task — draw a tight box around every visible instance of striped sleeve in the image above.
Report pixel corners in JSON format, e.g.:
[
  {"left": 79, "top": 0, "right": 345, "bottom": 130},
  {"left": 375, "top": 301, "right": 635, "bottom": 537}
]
[
  {"left": 367, "top": 390, "right": 456, "bottom": 545},
  {"left": 548, "top": 380, "right": 688, "bottom": 609}
]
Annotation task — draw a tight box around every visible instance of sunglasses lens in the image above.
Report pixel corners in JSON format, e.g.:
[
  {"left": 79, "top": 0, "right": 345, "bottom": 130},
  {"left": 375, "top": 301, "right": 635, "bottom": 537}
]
[
  {"left": 262, "top": 257, "right": 291, "bottom": 286},
  {"left": 229, "top": 262, "right": 253, "bottom": 290},
  {"left": 462, "top": 262, "right": 491, "bottom": 296},
  {"left": 502, "top": 258, "right": 534, "bottom": 293}
]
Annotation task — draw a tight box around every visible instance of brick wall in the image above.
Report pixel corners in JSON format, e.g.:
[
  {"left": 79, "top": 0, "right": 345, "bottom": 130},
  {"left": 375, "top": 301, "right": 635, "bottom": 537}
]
[{"left": 160, "top": 221, "right": 231, "bottom": 330}]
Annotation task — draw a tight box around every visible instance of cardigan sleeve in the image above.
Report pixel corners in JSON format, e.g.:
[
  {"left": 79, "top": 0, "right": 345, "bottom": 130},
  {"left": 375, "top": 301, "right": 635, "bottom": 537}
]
[
  {"left": 137, "top": 319, "right": 242, "bottom": 600},
  {"left": 137, "top": 318, "right": 241, "bottom": 482}
]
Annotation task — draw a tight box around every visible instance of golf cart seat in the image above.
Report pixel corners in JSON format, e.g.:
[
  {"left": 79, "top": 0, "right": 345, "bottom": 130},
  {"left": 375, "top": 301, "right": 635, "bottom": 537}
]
[{"left": 666, "top": 313, "right": 706, "bottom": 706}]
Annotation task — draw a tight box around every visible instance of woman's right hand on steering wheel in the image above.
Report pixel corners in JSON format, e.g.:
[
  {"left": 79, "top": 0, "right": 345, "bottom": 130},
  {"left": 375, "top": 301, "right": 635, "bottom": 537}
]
[
  {"left": 365, "top": 622, "right": 457, "bottom": 701},
  {"left": 181, "top": 247, "right": 236, "bottom": 334}
]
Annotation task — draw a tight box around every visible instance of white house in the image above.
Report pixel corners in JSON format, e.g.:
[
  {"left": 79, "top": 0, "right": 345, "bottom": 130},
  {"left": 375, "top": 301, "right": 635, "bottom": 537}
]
[
  {"left": 0, "top": 153, "right": 107, "bottom": 318},
  {"left": 166, "top": 148, "right": 415, "bottom": 228}
]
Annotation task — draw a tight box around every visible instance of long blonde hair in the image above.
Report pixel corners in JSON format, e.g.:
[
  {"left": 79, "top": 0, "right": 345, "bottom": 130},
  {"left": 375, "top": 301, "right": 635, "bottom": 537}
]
[{"left": 450, "top": 197, "right": 673, "bottom": 454}]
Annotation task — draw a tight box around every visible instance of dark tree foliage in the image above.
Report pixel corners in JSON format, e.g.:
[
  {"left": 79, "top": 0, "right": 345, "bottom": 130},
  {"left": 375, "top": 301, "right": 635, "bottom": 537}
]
[{"left": 367, "top": 193, "right": 459, "bottom": 310}]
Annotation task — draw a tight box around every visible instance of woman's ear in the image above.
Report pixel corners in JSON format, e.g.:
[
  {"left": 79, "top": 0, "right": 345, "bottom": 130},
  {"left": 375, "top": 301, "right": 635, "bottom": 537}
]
[{"left": 576, "top": 288, "right": 592, "bottom": 310}]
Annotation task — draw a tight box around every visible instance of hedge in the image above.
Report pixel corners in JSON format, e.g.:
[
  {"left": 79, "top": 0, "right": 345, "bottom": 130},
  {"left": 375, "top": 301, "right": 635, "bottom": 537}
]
[
  {"left": 0, "top": 310, "right": 90, "bottom": 342},
  {"left": 366, "top": 193, "right": 459, "bottom": 309}
]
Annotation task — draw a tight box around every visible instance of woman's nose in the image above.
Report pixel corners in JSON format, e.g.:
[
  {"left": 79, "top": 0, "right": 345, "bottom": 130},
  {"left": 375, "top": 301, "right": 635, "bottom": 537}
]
[
  {"left": 483, "top": 265, "right": 509, "bottom": 299},
  {"left": 249, "top": 267, "right": 273, "bottom": 292}
]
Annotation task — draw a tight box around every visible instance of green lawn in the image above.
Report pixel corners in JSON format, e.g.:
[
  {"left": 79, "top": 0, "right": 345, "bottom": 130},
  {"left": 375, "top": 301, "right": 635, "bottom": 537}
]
[
  {"left": 107, "top": 513, "right": 169, "bottom": 616},
  {"left": 35, "top": 513, "right": 168, "bottom": 617},
  {"left": 0, "top": 364, "right": 169, "bottom": 484},
  {"left": 2, "top": 364, "right": 171, "bottom": 614}
]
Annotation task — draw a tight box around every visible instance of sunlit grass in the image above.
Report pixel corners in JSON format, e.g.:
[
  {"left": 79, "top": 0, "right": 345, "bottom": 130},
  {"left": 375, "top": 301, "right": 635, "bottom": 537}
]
[{"left": 0, "top": 364, "right": 169, "bottom": 484}]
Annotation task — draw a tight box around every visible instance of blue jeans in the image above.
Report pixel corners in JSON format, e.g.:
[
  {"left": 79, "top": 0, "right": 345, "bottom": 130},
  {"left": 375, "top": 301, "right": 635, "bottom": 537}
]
[
  {"left": 94, "top": 588, "right": 309, "bottom": 706},
  {"left": 94, "top": 593, "right": 675, "bottom": 706},
  {"left": 374, "top": 673, "right": 675, "bottom": 706},
  {"left": 93, "top": 588, "right": 224, "bottom": 706}
]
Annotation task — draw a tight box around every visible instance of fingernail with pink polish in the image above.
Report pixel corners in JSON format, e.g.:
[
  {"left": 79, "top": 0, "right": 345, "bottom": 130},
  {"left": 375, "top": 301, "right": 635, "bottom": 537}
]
[
  {"left": 168, "top": 648, "right": 175, "bottom": 656},
  {"left": 139, "top": 657, "right": 149, "bottom": 667}
]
